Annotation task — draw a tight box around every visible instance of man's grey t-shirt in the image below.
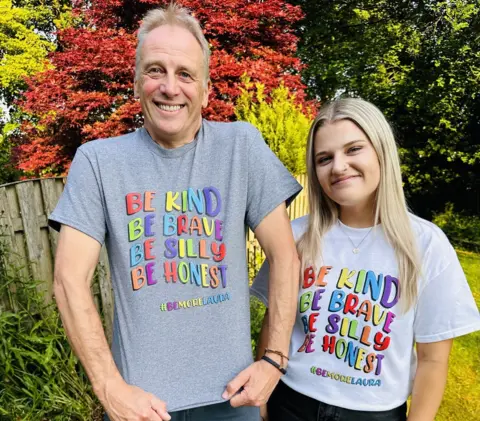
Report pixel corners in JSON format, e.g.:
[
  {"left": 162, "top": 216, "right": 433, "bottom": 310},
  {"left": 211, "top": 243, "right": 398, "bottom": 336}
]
[{"left": 49, "top": 120, "right": 301, "bottom": 411}]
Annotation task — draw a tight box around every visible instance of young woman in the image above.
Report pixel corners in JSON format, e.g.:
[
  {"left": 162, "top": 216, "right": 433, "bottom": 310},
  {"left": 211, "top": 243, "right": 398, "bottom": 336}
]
[{"left": 251, "top": 98, "right": 480, "bottom": 421}]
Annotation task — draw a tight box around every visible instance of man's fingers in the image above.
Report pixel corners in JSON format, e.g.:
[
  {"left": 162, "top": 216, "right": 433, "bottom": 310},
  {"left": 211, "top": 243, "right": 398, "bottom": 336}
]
[
  {"left": 150, "top": 397, "right": 171, "bottom": 420},
  {"left": 222, "top": 369, "right": 250, "bottom": 400},
  {"left": 229, "top": 388, "right": 250, "bottom": 408},
  {"left": 146, "top": 408, "right": 164, "bottom": 421}
]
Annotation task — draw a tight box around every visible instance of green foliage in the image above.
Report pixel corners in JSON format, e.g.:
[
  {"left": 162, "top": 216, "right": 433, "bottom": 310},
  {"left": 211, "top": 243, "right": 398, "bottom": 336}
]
[
  {"left": 0, "top": 118, "right": 21, "bottom": 185},
  {"left": 433, "top": 203, "right": 480, "bottom": 252},
  {"left": 291, "top": 0, "right": 480, "bottom": 217},
  {"left": 250, "top": 296, "right": 266, "bottom": 357},
  {"left": 247, "top": 244, "right": 266, "bottom": 356},
  {"left": 235, "top": 76, "right": 312, "bottom": 175},
  {"left": 0, "top": 241, "right": 101, "bottom": 420},
  {"left": 1, "top": 0, "right": 53, "bottom": 100},
  {"left": 0, "top": 0, "right": 74, "bottom": 184},
  {"left": 0, "top": 0, "right": 74, "bottom": 100},
  {"left": 247, "top": 244, "right": 265, "bottom": 284}
]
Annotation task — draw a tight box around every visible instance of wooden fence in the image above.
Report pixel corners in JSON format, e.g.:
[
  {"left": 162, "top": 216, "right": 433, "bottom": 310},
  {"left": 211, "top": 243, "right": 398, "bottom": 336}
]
[
  {"left": 0, "top": 178, "right": 115, "bottom": 340},
  {"left": 0, "top": 175, "right": 308, "bottom": 342}
]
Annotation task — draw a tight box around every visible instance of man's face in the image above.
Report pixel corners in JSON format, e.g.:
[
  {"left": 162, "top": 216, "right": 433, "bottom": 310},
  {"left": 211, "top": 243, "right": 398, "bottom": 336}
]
[{"left": 135, "top": 24, "right": 209, "bottom": 147}]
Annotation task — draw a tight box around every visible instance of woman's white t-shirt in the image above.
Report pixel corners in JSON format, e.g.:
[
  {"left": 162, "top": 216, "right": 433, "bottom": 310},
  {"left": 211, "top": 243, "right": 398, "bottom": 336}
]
[{"left": 251, "top": 215, "right": 480, "bottom": 411}]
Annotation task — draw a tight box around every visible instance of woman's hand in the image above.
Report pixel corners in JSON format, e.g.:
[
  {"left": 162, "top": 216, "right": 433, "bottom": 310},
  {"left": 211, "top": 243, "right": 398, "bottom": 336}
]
[{"left": 408, "top": 339, "right": 452, "bottom": 421}]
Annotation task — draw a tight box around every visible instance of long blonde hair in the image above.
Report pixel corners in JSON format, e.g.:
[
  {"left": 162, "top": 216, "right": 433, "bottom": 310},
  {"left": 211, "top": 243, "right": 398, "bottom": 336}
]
[{"left": 297, "top": 98, "right": 420, "bottom": 311}]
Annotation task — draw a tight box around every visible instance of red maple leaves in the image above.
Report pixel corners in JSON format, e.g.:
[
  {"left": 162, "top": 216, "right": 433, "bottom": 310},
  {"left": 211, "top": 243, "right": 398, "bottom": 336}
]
[{"left": 15, "top": 0, "right": 307, "bottom": 176}]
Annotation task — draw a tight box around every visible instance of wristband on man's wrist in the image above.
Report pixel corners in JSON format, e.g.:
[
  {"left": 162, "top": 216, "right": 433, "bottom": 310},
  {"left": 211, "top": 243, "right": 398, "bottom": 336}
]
[{"left": 261, "top": 355, "right": 287, "bottom": 375}]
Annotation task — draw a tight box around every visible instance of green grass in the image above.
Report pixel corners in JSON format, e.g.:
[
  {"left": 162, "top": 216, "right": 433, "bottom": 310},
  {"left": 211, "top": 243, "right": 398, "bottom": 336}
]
[{"left": 436, "top": 250, "right": 480, "bottom": 420}]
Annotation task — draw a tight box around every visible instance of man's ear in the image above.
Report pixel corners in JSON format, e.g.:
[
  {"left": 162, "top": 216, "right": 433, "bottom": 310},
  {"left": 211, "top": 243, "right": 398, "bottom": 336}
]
[
  {"left": 202, "top": 80, "right": 211, "bottom": 108},
  {"left": 134, "top": 78, "right": 139, "bottom": 99}
]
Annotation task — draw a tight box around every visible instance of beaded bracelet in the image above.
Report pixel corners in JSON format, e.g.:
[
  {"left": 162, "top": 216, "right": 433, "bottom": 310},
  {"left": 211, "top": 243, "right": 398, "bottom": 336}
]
[{"left": 265, "top": 348, "right": 289, "bottom": 367}]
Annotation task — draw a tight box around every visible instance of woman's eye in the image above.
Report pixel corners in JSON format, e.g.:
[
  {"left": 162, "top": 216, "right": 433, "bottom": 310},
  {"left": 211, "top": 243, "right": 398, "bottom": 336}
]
[
  {"left": 348, "top": 146, "right": 362, "bottom": 153},
  {"left": 317, "top": 157, "right": 331, "bottom": 165}
]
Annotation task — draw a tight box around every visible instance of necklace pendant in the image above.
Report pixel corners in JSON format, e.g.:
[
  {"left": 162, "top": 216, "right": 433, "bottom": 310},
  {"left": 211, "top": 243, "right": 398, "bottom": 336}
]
[{"left": 352, "top": 248, "right": 360, "bottom": 254}]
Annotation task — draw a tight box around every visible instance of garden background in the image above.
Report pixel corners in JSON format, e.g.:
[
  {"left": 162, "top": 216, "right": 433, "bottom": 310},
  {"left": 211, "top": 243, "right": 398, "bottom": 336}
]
[{"left": 0, "top": 0, "right": 479, "bottom": 419}]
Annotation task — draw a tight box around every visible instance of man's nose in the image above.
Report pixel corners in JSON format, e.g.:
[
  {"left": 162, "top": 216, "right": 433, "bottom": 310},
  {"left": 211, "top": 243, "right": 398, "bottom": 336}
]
[{"left": 159, "top": 74, "right": 179, "bottom": 97}]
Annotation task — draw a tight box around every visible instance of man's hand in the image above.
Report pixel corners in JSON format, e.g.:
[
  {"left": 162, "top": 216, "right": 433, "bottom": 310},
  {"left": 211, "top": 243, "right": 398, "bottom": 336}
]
[
  {"left": 103, "top": 378, "right": 171, "bottom": 421},
  {"left": 222, "top": 360, "right": 282, "bottom": 407}
]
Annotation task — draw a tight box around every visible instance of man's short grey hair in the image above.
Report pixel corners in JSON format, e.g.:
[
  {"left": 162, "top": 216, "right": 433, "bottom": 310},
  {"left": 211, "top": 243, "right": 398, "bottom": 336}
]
[{"left": 135, "top": 3, "right": 211, "bottom": 86}]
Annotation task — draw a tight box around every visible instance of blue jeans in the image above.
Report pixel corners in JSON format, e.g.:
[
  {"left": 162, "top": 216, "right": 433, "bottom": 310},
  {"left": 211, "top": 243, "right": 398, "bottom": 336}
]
[
  {"left": 268, "top": 381, "right": 407, "bottom": 421},
  {"left": 105, "top": 401, "right": 259, "bottom": 421},
  {"left": 170, "top": 401, "right": 259, "bottom": 420}
]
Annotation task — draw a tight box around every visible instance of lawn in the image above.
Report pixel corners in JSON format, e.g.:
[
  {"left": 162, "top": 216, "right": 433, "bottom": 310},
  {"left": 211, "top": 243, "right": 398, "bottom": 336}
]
[{"left": 436, "top": 250, "right": 480, "bottom": 420}]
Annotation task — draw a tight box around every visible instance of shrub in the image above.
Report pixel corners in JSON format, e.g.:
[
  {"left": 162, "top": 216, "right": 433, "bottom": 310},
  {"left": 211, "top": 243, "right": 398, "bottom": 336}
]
[
  {"left": 250, "top": 297, "right": 266, "bottom": 357},
  {"left": 235, "top": 76, "right": 312, "bottom": 175},
  {"left": 433, "top": 203, "right": 480, "bottom": 252},
  {"left": 0, "top": 241, "right": 102, "bottom": 420}
]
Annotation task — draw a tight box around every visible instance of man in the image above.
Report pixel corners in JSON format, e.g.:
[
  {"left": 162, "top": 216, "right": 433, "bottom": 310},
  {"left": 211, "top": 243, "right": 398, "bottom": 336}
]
[{"left": 49, "top": 4, "right": 301, "bottom": 420}]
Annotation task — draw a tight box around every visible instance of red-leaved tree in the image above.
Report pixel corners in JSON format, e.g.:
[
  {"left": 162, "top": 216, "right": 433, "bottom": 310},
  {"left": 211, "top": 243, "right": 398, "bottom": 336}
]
[{"left": 15, "top": 0, "right": 306, "bottom": 176}]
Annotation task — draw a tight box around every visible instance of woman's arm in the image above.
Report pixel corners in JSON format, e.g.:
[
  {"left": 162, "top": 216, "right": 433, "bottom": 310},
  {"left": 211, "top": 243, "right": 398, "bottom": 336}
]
[{"left": 408, "top": 339, "right": 453, "bottom": 421}]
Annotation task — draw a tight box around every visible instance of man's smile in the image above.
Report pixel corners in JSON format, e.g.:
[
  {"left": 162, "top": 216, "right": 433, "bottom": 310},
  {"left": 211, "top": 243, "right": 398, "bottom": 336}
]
[{"left": 153, "top": 101, "right": 186, "bottom": 112}]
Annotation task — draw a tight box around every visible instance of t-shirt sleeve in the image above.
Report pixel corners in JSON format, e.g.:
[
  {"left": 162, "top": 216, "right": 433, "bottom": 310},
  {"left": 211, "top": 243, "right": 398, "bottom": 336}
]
[
  {"left": 245, "top": 127, "right": 302, "bottom": 231},
  {"left": 414, "top": 243, "right": 480, "bottom": 343},
  {"left": 48, "top": 147, "right": 107, "bottom": 245}
]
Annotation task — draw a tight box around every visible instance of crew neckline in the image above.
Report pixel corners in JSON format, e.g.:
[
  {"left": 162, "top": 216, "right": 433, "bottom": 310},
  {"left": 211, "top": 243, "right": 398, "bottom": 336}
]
[
  {"left": 138, "top": 122, "right": 204, "bottom": 159},
  {"left": 337, "top": 219, "right": 381, "bottom": 235}
]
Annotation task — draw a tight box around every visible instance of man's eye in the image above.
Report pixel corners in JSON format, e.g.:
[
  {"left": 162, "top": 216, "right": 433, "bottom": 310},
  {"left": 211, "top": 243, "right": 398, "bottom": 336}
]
[
  {"left": 148, "top": 67, "right": 163, "bottom": 74},
  {"left": 179, "top": 71, "right": 191, "bottom": 79}
]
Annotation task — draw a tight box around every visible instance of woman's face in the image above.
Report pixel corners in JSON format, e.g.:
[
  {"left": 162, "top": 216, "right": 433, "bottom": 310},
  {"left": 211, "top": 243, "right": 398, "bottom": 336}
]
[{"left": 313, "top": 119, "right": 381, "bottom": 211}]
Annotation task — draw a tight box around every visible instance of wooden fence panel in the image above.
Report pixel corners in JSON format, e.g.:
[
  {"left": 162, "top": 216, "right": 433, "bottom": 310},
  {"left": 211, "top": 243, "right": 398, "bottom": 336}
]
[
  {"left": 40, "top": 178, "right": 65, "bottom": 252},
  {"left": 0, "top": 187, "right": 18, "bottom": 311},
  {"left": 16, "top": 182, "right": 54, "bottom": 302},
  {"left": 0, "top": 187, "right": 17, "bottom": 258},
  {"left": 5, "top": 183, "right": 31, "bottom": 281}
]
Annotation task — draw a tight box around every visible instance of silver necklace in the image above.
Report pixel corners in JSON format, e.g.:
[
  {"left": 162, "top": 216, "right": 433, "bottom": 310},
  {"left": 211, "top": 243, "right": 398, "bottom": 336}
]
[{"left": 337, "top": 222, "right": 373, "bottom": 254}]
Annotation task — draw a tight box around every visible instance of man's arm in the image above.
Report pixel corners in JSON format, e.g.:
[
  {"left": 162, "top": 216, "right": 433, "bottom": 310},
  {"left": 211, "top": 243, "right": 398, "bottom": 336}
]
[
  {"left": 223, "top": 203, "right": 299, "bottom": 407},
  {"left": 407, "top": 340, "right": 452, "bottom": 421},
  {"left": 54, "top": 225, "right": 171, "bottom": 421},
  {"left": 255, "top": 204, "right": 299, "bottom": 359},
  {"left": 256, "top": 311, "right": 271, "bottom": 420}
]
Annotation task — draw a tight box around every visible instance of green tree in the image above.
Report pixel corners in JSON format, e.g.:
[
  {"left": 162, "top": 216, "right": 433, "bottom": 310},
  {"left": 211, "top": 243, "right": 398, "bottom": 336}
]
[
  {"left": 0, "top": 120, "right": 20, "bottom": 184},
  {"left": 235, "top": 77, "right": 312, "bottom": 174},
  {"left": 0, "top": 0, "right": 72, "bottom": 102},
  {"left": 0, "top": 0, "right": 72, "bottom": 184},
  {"left": 291, "top": 0, "right": 480, "bottom": 217}
]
